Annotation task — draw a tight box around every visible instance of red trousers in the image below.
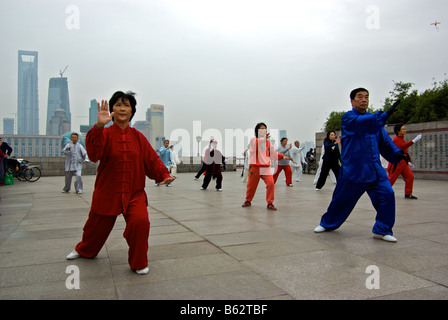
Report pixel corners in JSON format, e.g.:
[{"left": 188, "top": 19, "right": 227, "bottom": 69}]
[
  {"left": 273, "top": 164, "right": 292, "bottom": 185},
  {"left": 245, "top": 165, "right": 275, "bottom": 204},
  {"left": 388, "top": 161, "right": 414, "bottom": 196},
  {"left": 75, "top": 198, "right": 150, "bottom": 270}
]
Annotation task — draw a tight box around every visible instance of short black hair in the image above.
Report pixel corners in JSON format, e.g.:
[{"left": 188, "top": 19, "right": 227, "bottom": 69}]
[
  {"left": 71, "top": 132, "right": 79, "bottom": 137},
  {"left": 109, "top": 91, "right": 137, "bottom": 121},
  {"left": 350, "top": 88, "right": 369, "bottom": 100},
  {"left": 394, "top": 123, "right": 404, "bottom": 135},
  {"left": 280, "top": 137, "right": 287, "bottom": 143},
  {"left": 254, "top": 122, "right": 267, "bottom": 138}
]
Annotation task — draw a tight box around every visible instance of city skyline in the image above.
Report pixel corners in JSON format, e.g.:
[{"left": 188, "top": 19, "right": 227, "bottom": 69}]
[{"left": 1, "top": 1, "right": 447, "bottom": 147}]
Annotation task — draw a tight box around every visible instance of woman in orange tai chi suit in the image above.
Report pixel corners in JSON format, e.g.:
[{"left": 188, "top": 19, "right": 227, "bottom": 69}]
[
  {"left": 66, "top": 91, "right": 175, "bottom": 275},
  {"left": 242, "top": 122, "right": 286, "bottom": 211}
]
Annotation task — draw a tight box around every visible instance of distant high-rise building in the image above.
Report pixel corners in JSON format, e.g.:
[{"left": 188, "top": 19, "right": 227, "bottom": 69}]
[
  {"left": 46, "top": 76, "right": 71, "bottom": 135},
  {"left": 146, "top": 104, "right": 164, "bottom": 148},
  {"left": 133, "top": 121, "right": 152, "bottom": 144},
  {"left": 17, "top": 50, "right": 39, "bottom": 135},
  {"left": 3, "top": 118, "right": 14, "bottom": 134},
  {"left": 48, "top": 109, "right": 71, "bottom": 137},
  {"left": 89, "top": 99, "right": 98, "bottom": 127}
]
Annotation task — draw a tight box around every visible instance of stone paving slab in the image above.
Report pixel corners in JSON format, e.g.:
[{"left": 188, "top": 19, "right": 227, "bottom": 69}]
[{"left": 1, "top": 170, "right": 448, "bottom": 300}]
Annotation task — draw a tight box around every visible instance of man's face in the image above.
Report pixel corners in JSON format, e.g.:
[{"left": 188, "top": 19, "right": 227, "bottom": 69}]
[
  {"left": 71, "top": 134, "right": 79, "bottom": 144},
  {"left": 351, "top": 91, "right": 369, "bottom": 113},
  {"left": 294, "top": 141, "right": 300, "bottom": 148}
]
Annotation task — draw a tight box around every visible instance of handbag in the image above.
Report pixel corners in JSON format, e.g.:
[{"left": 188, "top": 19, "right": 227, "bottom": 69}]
[{"left": 4, "top": 173, "right": 14, "bottom": 185}]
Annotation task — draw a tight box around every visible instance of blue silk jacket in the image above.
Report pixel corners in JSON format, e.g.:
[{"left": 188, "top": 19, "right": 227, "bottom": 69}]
[{"left": 339, "top": 109, "right": 402, "bottom": 183}]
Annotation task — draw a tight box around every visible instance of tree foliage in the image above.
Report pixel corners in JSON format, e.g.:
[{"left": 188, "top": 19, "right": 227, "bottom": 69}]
[{"left": 324, "top": 78, "right": 448, "bottom": 131}]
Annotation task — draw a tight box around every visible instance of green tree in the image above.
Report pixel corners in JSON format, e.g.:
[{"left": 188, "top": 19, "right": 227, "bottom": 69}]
[
  {"left": 324, "top": 110, "right": 345, "bottom": 131},
  {"left": 384, "top": 79, "right": 448, "bottom": 124}
]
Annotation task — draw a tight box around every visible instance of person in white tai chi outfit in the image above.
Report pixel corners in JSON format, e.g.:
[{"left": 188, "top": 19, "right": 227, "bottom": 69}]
[
  {"left": 62, "top": 132, "right": 87, "bottom": 194},
  {"left": 289, "top": 140, "right": 305, "bottom": 182}
]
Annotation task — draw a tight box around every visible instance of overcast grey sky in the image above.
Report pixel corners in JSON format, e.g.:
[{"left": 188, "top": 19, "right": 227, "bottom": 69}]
[{"left": 1, "top": 0, "right": 447, "bottom": 153}]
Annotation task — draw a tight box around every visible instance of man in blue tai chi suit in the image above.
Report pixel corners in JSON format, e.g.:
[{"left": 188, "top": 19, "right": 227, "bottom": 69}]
[{"left": 314, "top": 88, "right": 406, "bottom": 242}]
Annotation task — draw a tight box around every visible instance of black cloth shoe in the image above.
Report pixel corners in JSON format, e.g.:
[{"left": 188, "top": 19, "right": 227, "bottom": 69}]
[{"left": 405, "top": 195, "right": 418, "bottom": 199}]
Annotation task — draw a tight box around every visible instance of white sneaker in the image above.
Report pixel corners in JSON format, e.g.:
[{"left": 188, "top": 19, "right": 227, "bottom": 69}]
[
  {"left": 216, "top": 189, "right": 222, "bottom": 192},
  {"left": 287, "top": 184, "right": 293, "bottom": 187},
  {"left": 373, "top": 234, "right": 397, "bottom": 242},
  {"left": 135, "top": 267, "right": 149, "bottom": 275},
  {"left": 66, "top": 250, "right": 81, "bottom": 260},
  {"left": 314, "top": 225, "right": 327, "bottom": 233}
]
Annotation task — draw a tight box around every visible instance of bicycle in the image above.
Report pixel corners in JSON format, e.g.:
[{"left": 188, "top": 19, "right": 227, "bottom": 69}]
[{"left": 6, "top": 158, "right": 41, "bottom": 182}]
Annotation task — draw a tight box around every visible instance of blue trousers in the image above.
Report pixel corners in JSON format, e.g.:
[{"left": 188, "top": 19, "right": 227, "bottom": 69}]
[{"left": 320, "top": 178, "right": 395, "bottom": 235}]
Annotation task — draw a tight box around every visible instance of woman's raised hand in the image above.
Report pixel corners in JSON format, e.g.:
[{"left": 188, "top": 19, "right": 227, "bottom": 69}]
[{"left": 96, "top": 100, "right": 114, "bottom": 128}]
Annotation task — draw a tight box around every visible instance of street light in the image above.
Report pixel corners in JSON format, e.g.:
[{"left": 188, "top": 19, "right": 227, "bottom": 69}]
[{"left": 196, "top": 136, "right": 202, "bottom": 157}]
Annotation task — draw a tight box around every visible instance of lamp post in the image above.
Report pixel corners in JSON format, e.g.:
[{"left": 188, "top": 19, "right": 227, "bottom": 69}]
[{"left": 196, "top": 135, "right": 202, "bottom": 157}]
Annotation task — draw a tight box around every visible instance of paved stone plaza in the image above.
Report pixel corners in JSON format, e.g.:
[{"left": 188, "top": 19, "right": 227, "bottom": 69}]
[{"left": 1, "top": 171, "right": 447, "bottom": 300}]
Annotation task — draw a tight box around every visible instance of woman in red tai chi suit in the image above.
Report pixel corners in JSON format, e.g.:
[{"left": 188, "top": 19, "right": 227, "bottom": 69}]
[
  {"left": 387, "top": 123, "right": 421, "bottom": 199},
  {"left": 66, "top": 91, "right": 175, "bottom": 275}
]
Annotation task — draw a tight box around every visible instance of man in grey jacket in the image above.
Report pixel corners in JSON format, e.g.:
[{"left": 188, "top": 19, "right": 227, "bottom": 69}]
[{"left": 62, "top": 132, "right": 87, "bottom": 194}]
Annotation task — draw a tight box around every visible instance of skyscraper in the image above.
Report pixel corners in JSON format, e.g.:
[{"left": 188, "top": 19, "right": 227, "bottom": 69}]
[
  {"left": 46, "top": 76, "right": 71, "bottom": 135},
  {"left": 146, "top": 104, "right": 164, "bottom": 148},
  {"left": 17, "top": 50, "right": 39, "bottom": 135},
  {"left": 89, "top": 99, "right": 98, "bottom": 127},
  {"left": 3, "top": 118, "right": 14, "bottom": 134}
]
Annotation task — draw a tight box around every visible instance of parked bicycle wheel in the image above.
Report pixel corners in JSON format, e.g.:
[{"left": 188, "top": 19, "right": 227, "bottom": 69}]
[
  {"left": 17, "top": 169, "right": 28, "bottom": 181},
  {"left": 25, "top": 167, "right": 41, "bottom": 182}
]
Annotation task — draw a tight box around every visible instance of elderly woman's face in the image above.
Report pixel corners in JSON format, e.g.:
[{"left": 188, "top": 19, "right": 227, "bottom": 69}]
[{"left": 113, "top": 98, "right": 133, "bottom": 124}]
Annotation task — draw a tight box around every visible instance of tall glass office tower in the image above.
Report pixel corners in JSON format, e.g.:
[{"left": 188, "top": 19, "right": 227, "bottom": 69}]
[
  {"left": 17, "top": 50, "right": 39, "bottom": 135},
  {"left": 146, "top": 104, "right": 164, "bottom": 148},
  {"left": 46, "top": 76, "right": 71, "bottom": 135}
]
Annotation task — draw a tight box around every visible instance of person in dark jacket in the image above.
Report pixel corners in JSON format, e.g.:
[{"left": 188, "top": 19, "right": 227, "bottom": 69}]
[
  {"left": 201, "top": 139, "right": 225, "bottom": 191},
  {"left": 315, "top": 131, "right": 341, "bottom": 190}
]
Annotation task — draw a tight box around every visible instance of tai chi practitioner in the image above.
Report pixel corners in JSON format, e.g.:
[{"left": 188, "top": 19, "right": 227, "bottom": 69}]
[
  {"left": 62, "top": 132, "right": 87, "bottom": 194},
  {"left": 201, "top": 139, "right": 225, "bottom": 191},
  {"left": 67, "top": 91, "right": 175, "bottom": 274},
  {"left": 155, "top": 140, "right": 173, "bottom": 186},
  {"left": 242, "top": 122, "right": 286, "bottom": 211},
  {"left": 273, "top": 138, "right": 294, "bottom": 186},
  {"left": 315, "top": 131, "right": 341, "bottom": 190},
  {"left": 169, "top": 144, "right": 181, "bottom": 177},
  {"left": 314, "top": 88, "right": 406, "bottom": 242},
  {"left": 387, "top": 123, "right": 421, "bottom": 199},
  {"left": 289, "top": 141, "right": 305, "bottom": 182},
  {"left": 313, "top": 146, "right": 337, "bottom": 185}
]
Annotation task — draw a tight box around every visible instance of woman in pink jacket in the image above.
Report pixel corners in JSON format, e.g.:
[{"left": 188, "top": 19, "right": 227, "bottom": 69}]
[{"left": 242, "top": 122, "right": 285, "bottom": 211}]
